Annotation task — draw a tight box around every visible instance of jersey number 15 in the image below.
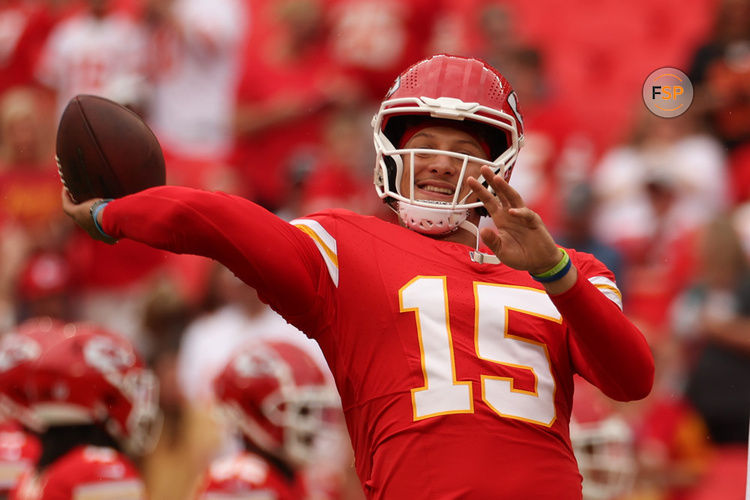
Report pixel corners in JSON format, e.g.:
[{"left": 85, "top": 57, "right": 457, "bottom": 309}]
[{"left": 400, "top": 276, "right": 561, "bottom": 426}]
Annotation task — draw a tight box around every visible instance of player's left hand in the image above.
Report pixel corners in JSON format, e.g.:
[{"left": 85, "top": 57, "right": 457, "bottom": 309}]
[{"left": 467, "top": 165, "right": 562, "bottom": 275}]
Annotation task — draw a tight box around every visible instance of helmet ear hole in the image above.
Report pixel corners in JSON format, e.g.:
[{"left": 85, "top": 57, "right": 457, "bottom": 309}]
[{"left": 383, "top": 155, "right": 398, "bottom": 195}]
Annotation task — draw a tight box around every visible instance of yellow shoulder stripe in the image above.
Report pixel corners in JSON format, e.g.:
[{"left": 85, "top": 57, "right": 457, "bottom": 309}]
[
  {"left": 589, "top": 276, "right": 623, "bottom": 310},
  {"left": 291, "top": 218, "right": 339, "bottom": 287}
]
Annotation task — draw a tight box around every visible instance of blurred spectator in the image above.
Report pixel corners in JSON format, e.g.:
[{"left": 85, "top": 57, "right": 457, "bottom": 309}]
[
  {"left": 0, "top": 0, "right": 70, "bottom": 96},
  {"left": 0, "top": 87, "right": 69, "bottom": 329},
  {"left": 0, "top": 87, "right": 59, "bottom": 234},
  {"left": 474, "top": 2, "right": 531, "bottom": 77},
  {"left": 297, "top": 107, "right": 376, "bottom": 217},
  {"left": 689, "top": 0, "right": 750, "bottom": 149},
  {"left": 670, "top": 214, "right": 750, "bottom": 499},
  {"left": 323, "top": 0, "right": 450, "bottom": 101},
  {"left": 615, "top": 325, "right": 712, "bottom": 500},
  {"left": 483, "top": 47, "right": 562, "bottom": 220},
  {"left": 688, "top": 0, "right": 750, "bottom": 208},
  {"left": 475, "top": 33, "right": 589, "bottom": 236},
  {"left": 555, "top": 182, "right": 626, "bottom": 291},
  {"left": 35, "top": 0, "right": 150, "bottom": 117},
  {"left": 231, "top": 0, "right": 361, "bottom": 212},
  {"left": 593, "top": 106, "right": 727, "bottom": 250},
  {"left": 591, "top": 110, "right": 727, "bottom": 332},
  {"left": 142, "top": 0, "right": 248, "bottom": 184}
]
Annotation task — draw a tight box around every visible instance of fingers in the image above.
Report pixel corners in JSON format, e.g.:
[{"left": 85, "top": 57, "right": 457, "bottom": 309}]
[
  {"left": 60, "top": 187, "right": 76, "bottom": 216},
  {"left": 478, "top": 165, "right": 525, "bottom": 209},
  {"left": 508, "top": 206, "right": 538, "bottom": 226},
  {"left": 467, "top": 175, "right": 500, "bottom": 209}
]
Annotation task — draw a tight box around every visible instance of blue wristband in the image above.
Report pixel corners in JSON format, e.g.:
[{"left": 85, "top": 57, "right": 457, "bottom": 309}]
[{"left": 90, "top": 199, "right": 114, "bottom": 240}]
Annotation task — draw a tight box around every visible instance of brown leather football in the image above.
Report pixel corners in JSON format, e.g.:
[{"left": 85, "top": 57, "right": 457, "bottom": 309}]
[{"left": 56, "top": 95, "right": 165, "bottom": 202}]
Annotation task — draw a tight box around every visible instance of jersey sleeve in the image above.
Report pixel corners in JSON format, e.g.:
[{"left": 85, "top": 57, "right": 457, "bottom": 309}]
[
  {"left": 554, "top": 252, "right": 654, "bottom": 401},
  {"left": 102, "top": 186, "right": 335, "bottom": 336}
]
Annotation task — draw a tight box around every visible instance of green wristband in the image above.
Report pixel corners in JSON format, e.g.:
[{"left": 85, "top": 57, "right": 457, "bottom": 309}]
[{"left": 531, "top": 248, "right": 570, "bottom": 280}]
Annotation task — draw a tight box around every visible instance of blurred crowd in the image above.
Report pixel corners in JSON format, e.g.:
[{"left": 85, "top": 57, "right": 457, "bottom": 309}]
[{"left": 0, "top": 0, "right": 749, "bottom": 498}]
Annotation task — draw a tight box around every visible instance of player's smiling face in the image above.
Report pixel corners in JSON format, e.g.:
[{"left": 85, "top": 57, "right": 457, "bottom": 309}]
[{"left": 399, "top": 125, "right": 489, "bottom": 204}]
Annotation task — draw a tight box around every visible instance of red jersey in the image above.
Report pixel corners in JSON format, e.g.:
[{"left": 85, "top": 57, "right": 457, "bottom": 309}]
[
  {"left": 11, "top": 446, "right": 144, "bottom": 500},
  {"left": 0, "top": 422, "right": 40, "bottom": 495},
  {"left": 195, "top": 452, "right": 305, "bottom": 500},
  {"left": 103, "top": 187, "right": 654, "bottom": 500}
]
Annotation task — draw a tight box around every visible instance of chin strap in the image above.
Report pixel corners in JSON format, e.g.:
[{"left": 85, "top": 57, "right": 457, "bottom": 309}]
[
  {"left": 397, "top": 201, "right": 468, "bottom": 235},
  {"left": 393, "top": 202, "right": 501, "bottom": 265},
  {"left": 460, "top": 220, "right": 501, "bottom": 265}
]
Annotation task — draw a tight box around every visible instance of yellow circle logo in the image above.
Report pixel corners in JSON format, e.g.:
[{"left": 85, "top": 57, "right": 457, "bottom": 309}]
[{"left": 642, "top": 67, "right": 693, "bottom": 118}]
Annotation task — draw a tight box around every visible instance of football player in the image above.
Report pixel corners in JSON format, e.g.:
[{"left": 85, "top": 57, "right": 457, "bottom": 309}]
[
  {"left": 195, "top": 339, "right": 341, "bottom": 499},
  {"left": 0, "top": 318, "right": 61, "bottom": 499},
  {"left": 10, "top": 322, "right": 160, "bottom": 500},
  {"left": 63, "top": 54, "right": 654, "bottom": 499}
]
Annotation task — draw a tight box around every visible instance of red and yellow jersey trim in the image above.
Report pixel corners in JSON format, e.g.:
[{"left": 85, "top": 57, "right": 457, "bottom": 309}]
[{"left": 291, "top": 218, "right": 339, "bottom": 287}]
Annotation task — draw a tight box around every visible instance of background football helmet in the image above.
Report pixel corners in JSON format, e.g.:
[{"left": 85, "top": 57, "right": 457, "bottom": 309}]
[
  {"left": 213, "top": 339, "right": 340, "bottom": 467},
  {"left": 24, "top": 322, "right": 161, "bottom": 455},
  {"left": 372, "top": 53, "right": 525, "bottom": 234},
  {"left": 570, "top": 381, "right": 637, "bottom": 500},
  {"left": 0, "top": 317, "right": 66, "bottom": 431}
]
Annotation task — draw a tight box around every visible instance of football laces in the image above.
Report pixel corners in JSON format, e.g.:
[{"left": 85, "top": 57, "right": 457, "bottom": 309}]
[{"left": 56, "top": 155, "right": 75, "bottom": 202}]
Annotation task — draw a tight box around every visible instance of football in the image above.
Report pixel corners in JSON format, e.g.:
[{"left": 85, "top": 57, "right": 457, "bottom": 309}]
[{"left": 56, "top": 95, "right": 166, "bottom": 202}]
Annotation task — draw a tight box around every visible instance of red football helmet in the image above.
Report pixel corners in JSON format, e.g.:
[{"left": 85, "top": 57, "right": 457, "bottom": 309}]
[
  {"left": 0, "top": 317, "right": 67, "bottom": 430},
  {"left": 570, "top": 381, "right": 636, "bottom": 500},
  {"left": 24, "top": 322, "right": 161, "bottom": 455},
  {"left": 213, "top": 340, "right": 340, "bottom": 467},
  {"left": 372, "top": 54, "right": 525, "bottom": 234}
]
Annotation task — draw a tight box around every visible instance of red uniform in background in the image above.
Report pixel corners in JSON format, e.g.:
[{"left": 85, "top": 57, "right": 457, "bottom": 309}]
[
  {"left": 11, "top": 446, "right": 144, "bottom": 500},
  {"left": 0, "top": 422, "right": 40, "bottom": 496},
  {"left": 3, "top": 321, "right": 159, "bottom": 500},
  {"left": 196, "top": 452, "right": 306, "bottom": 500}
]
